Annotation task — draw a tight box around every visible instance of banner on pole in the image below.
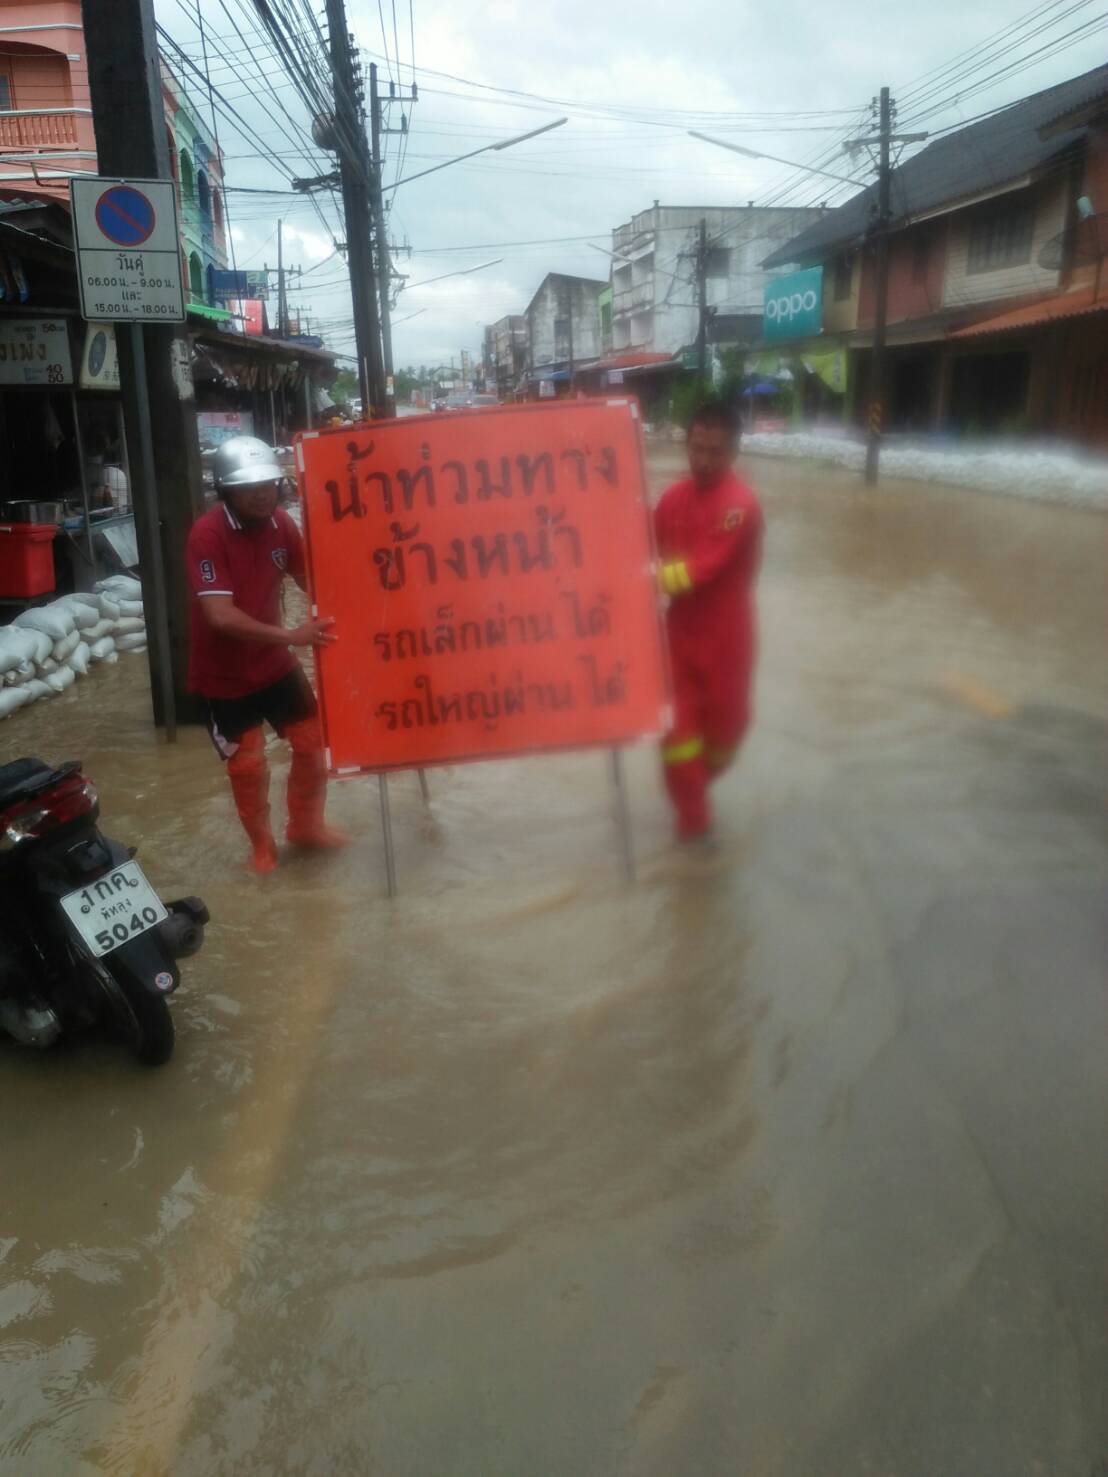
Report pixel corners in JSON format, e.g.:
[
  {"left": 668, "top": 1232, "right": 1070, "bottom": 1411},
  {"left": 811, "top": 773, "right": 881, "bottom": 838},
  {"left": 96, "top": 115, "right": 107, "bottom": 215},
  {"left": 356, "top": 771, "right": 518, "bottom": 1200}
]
[{"left": 297, "top": 400, "right": 668, "bottom": 773}]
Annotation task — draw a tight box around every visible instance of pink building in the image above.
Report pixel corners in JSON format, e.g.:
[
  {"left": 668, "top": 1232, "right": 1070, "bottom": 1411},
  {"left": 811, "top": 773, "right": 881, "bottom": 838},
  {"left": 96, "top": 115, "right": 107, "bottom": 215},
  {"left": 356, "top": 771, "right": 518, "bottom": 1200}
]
[{"left": 0, "top": 0, "right": 95, "bottom": 201}]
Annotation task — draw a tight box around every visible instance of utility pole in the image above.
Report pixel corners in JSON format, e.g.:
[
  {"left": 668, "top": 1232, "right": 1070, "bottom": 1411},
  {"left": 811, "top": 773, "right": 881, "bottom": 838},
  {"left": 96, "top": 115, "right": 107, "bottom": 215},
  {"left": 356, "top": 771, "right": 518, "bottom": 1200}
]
[
  {"left": 858, "top": 88, "right": 927, "bottom": 484},
  {"left": 865, "top": 87, "right": 892, "bottom": 486},
  {"left": 696, "top": 216, "right": 708, "bottom": 382},
  {"left": 369, "top": 62, "right": 409, "bottom": 414},
  {"left": 325, "top": 0, "right": 384, "bottom": 414},
  {"left": 277, "top": 218, "right": 286, "bottom": 337},
  {"left": 567, "top": 287, "right": 575, "bottom": 389},
  {"left": 84, "top": 0, "right": 204, "bottom": 727}
]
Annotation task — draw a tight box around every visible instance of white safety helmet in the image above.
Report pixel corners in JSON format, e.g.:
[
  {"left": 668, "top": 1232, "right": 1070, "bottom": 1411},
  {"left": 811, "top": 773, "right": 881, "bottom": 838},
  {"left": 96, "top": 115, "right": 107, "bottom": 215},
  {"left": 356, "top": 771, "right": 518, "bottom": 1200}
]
[{"left": 212, "top": 436, "right": 282, "bottom": 491}]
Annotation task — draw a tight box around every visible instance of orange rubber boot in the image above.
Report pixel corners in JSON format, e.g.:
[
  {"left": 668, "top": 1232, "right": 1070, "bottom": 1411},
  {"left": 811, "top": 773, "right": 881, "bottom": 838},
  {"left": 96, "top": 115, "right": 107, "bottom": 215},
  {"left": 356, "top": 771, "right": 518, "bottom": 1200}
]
[
  {"left": 226, "top": 727, "right": 278, "bottom": 873},
  {"left": 284, "top": 715, "right": 349, "bottom": 850}
]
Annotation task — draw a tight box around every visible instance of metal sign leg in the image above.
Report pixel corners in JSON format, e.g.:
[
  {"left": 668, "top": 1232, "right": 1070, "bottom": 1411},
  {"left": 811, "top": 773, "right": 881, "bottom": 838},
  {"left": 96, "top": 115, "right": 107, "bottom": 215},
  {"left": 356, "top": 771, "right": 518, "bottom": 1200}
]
[
  {"left": 129, "top": 323, "right": 177, "bottom": 743},
  {"left": 378, "top": 773, "right": 397, "bottom": 897},
  {"left": 417, "top": 769, "right": 431, "bottom": 805},
  {"left": 609, "top": 748, "right": 635, "bottom": 883}
]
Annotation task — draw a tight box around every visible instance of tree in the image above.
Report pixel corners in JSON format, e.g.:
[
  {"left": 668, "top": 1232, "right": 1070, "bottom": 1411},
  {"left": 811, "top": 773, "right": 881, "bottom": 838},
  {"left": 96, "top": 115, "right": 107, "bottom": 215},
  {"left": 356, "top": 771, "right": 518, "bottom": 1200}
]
[{"left": 331, "top": 368, "right": 360, "bottom": 407}]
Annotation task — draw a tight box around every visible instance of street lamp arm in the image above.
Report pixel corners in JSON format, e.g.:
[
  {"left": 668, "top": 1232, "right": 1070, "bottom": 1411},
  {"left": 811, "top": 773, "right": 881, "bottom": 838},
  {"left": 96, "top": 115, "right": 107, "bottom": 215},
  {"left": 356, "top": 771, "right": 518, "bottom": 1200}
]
[
  {"left": 400, "top": 259, "right": 504, "bottom": 292},
  {"left": 687, "top": 130, "right": 864, "bottom": 188},
  {"left": 384, "top": 117, "right": 568, "bottom": 193}
]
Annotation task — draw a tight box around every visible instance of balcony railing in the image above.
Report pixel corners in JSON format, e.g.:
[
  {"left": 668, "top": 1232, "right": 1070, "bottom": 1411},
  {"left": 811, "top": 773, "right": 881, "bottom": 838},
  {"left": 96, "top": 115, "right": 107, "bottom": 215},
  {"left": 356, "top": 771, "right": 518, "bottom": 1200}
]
[
  {"left": 0, "top": 107, "right": 89, "bottom": 150},
  {"left": 613, "top": 281, "right": 655, "bottom": 313}
]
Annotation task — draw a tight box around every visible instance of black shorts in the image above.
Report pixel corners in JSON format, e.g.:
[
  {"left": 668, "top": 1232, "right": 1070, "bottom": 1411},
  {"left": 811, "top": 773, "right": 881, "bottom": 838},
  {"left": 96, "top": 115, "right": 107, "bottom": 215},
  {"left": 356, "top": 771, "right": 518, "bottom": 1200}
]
[{"left": 205, "top": 669, "right": 317, "bottom": 759}]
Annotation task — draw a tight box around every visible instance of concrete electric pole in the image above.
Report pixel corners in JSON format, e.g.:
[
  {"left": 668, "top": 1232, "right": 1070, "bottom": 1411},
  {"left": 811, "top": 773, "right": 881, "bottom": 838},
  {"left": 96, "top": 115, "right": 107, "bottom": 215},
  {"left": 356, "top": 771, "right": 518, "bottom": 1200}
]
[
  {"left": 368, "top": 62, "right": 416, "bottom": 415},
  {"left": 324, "top": 0, "right": 384, "bottom": 415},
  {"left": 83, "top": 0, "right": 205, "bottom": 727},
  {"left": 696, "top": 216, "right": 709, "bottom": 383},
  {"left": 865, "top": 87, "right": 893, "bottom": 486},
  {"left": 859, "top": 88, "right": 927, "bottom": 484}
]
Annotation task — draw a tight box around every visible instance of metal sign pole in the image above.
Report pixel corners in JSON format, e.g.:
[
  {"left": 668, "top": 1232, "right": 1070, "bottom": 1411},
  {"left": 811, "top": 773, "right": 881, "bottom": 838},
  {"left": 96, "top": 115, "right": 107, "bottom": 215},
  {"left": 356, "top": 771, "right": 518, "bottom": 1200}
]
[
  {"left": 378, "top": 773, "right": 397, "bottom": 897},
  {"left": 69, "top": 390, "right": 95, "bottom": 573},
  {"left": 609, "top": 748, "right": 635, "bottom": 882},
  {"left": 129, "top": 322, "right": 177, "bottom": 743},
  {"left": 417, "top": 770, "right": 431, "bottom": 805}
]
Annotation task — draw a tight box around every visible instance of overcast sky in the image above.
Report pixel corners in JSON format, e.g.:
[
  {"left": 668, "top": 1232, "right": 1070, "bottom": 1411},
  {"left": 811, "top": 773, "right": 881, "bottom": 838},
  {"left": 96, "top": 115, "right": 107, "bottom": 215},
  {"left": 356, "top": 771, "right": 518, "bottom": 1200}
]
[{"left": 166, "top": 0, "right": 1107, "bottom": 373}]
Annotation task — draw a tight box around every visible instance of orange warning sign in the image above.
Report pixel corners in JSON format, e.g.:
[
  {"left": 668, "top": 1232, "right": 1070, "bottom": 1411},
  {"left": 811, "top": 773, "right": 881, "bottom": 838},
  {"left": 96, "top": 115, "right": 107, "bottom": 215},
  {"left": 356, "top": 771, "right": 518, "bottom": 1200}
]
[{"left": 296, "top": 400, "right": 668, "bottom": 773}]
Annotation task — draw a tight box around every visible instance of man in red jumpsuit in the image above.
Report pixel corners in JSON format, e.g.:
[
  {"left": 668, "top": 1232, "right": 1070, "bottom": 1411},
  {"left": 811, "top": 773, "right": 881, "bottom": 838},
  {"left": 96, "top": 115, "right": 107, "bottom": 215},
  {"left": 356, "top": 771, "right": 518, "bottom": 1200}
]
[
  {"left": 654, "top": 402, "right": 763, "bottom": 839},
  {"left": 186, "top": 436, "right": 347, "bottom": 873}
]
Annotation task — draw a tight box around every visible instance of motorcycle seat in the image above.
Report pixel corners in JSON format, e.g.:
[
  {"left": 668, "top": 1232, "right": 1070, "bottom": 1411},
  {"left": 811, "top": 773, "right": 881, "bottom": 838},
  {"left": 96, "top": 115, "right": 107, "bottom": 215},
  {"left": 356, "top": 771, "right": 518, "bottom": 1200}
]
[{"left": 0, "top": 758, "right": 79, "bottom": 809}]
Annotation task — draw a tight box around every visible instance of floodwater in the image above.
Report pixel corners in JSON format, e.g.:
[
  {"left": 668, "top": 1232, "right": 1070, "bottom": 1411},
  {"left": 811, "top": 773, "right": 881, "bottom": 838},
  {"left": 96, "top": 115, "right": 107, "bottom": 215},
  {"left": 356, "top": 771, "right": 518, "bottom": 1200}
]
[{"left": 2, "top": 447, "right": 1105, "bottom": 1476}]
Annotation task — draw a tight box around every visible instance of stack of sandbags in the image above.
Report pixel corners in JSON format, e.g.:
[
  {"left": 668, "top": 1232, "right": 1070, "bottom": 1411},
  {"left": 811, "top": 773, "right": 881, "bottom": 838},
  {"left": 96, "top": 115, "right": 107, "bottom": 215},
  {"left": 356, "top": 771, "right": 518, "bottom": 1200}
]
[
  {"left": 93, "top": 574, "right": 146, "bottom": 654},
  {"left": 0, "top": 575, "right": 145, "bottom": 720}
]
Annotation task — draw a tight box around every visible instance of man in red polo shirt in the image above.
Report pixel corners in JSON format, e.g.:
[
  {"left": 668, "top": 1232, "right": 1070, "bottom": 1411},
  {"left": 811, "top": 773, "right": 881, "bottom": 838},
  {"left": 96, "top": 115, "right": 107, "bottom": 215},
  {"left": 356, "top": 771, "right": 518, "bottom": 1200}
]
[{"left": 186, "top": 436, "right": 347, "bottom": 873}]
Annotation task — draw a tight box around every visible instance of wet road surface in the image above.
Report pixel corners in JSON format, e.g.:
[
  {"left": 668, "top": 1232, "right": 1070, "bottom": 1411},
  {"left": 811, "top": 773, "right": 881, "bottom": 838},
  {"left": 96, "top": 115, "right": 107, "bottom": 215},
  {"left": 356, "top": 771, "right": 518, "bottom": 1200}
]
[{"left": 1, "top": 447, "right": 1105, "bottom": 1475}]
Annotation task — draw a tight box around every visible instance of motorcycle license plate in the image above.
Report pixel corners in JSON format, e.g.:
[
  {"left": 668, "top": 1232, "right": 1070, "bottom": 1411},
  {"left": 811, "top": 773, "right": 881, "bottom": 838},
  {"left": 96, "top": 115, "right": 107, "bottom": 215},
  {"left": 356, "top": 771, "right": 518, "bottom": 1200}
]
[{"left": 59, "top": 861, "right": 168, "bottom": 958}]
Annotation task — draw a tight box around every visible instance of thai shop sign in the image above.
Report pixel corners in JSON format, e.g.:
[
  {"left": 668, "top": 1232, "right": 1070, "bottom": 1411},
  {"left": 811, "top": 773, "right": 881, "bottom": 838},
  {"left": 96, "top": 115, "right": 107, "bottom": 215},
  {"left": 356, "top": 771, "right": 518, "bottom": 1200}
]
[
  {"left": 763, "top": 266, "right": 822, "bottom": 343},
  {"left": 210, "top": 269, "right": 269, "bottom": 301},
  {"left": 0, "top": 318, "right": 73, "bottom": 386}
]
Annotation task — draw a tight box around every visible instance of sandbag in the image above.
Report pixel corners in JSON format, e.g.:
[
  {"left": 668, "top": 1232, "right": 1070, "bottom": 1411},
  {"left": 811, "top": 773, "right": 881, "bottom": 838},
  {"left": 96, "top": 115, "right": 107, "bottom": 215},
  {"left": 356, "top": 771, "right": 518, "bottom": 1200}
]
[
  {"left": 0, "top": 685, "right": 32, "bottom": 717},
  {"left": 89, "top": 635, "right": 116, "bottom": 661},
  {"left": 97, "top": 595, "right": 121, "bottom": 621},
  {"left": 52, "top": 596, "right": 101, "bottom": 631},
  {"left": 118, "top": 598, "right": 145, "bottom": 618},
  {"left": 100, "top": 649, "right": 119, "bottom": 665},
  {"left": 52, "top": 630, "right": 80, "bottom": 662},
  {"left": 23, "top": 678, "right": 54, "bottom": 701},
  {"left": 14, "top": 605, "right": 75, "bottom": 642},
  {"left": 68, "top": 640, "right": 91, "bottom": 676},
  {"left": 114, "top": 617, "right": 145, "bottom": 636},
  {"left": 44, "top": 664, "right": 76, "bottom": 693},
  {"left": 37, "top": 656, "right": 58, "bottom": 675},
  {"left": 116, "top": 631, "right": 148, "bottom": 652},
  {"left": 94, "top": 575, "right": 142, "bottom": 601},
  {"left": 82, "top": 618, "right": 114, "bottom": 642},
  {"left": 5, "top": 659, "right": 35, "bottom": 685},
  {"left": 1, "top": 626, "right": 51, "bottom": 665},
  {"left": 0, "top": 637, "right": 26, "bottom": 676}
]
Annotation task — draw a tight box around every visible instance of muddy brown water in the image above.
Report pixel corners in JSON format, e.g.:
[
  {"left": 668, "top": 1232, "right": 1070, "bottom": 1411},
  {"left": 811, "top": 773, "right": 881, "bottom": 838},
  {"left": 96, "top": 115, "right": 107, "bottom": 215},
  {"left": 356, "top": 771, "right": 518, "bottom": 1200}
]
[{"left": 1, "top": 448, "right": 1105, "bottom": 1475}]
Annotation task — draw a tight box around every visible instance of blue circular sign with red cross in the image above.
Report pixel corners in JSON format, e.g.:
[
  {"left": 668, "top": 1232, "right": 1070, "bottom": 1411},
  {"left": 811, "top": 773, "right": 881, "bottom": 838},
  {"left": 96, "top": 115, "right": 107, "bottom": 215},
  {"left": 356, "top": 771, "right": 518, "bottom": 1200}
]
[{"left": 94, "top": 185, "right": 156, "bottom": 247}]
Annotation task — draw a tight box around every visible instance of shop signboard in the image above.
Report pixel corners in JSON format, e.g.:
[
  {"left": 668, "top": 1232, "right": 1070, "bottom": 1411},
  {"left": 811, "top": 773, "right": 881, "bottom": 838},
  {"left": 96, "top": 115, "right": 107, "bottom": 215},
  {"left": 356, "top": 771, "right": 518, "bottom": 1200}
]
[
  {"left": 197, "top": 410, "right": 255, "bottom": 447},
  {"left": 211, "top": 269, "right": 269, "bottom": 302},
  {"left": 763, "top": 266, "right": 823, "bottom": 343},
  {"left": 0, "top": 318, "right": 73, "bottom": 386},
  {"left": 296, "top": 400, "right": 668, "bottom": 774},
  {"left": 79, "top": 323, "right": 121, "bottom": 390},
  {"left": 70, "top": 177, "right": 185, "bottom": 323}
]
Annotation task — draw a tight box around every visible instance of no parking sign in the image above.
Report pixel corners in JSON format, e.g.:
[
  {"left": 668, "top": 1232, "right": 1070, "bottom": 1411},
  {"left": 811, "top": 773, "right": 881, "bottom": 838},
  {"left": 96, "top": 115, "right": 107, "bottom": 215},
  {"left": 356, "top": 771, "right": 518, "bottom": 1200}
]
[{"left": 70, "top": 176, "right": 185, "bottom": 323}]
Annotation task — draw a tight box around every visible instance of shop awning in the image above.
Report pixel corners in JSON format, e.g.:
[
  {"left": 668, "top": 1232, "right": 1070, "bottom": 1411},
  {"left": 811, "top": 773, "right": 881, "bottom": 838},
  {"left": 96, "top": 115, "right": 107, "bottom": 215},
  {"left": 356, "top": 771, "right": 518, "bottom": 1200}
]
[
  {"left": 949, "top": 284, "right": 1107, "bottom": 338},
  {"left": 187, "top": 301, "right": 235, "bottom": 323}
]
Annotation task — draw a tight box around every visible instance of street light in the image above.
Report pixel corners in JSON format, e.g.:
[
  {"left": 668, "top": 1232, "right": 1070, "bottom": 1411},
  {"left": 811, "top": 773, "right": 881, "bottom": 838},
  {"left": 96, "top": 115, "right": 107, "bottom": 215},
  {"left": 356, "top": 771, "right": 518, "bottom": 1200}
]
[
  {"left": 384, "top": 117, "right": 568, "bottom": 193},
  {"left": 687, "top": 131, "right": 863, "bottom": 187}
]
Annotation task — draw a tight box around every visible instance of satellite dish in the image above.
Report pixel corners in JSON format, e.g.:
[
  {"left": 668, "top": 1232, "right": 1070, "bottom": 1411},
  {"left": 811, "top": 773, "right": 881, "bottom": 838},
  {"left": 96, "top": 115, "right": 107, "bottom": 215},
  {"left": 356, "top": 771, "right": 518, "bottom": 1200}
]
[{"left": 1037, "top": 210, "right": 1108, "bottom": 270}]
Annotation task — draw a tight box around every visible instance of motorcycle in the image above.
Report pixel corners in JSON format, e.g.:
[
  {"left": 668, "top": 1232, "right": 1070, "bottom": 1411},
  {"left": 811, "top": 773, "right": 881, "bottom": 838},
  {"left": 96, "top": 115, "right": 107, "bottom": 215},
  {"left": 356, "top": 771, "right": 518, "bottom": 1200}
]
[{"left": 0, "top": 757, "right": 208, "bottom": 1065}]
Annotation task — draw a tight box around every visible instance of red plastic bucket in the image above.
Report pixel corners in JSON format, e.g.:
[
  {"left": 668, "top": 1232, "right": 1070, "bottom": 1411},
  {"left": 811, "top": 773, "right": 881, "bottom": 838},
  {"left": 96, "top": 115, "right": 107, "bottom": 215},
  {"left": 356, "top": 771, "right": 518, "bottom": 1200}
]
[{"left": 0, "top": 522, "right": 58, "bottom": 598}]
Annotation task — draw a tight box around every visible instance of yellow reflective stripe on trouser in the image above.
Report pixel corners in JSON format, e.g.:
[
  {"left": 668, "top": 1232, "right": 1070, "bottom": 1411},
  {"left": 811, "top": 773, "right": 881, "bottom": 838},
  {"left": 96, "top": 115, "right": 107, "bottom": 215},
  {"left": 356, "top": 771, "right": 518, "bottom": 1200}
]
[
  {"left": 660, "top": 560, "right": 694, "bottom": 596},
  {"left": 662, "top": 735, "right": 704, "bottom": 765}
]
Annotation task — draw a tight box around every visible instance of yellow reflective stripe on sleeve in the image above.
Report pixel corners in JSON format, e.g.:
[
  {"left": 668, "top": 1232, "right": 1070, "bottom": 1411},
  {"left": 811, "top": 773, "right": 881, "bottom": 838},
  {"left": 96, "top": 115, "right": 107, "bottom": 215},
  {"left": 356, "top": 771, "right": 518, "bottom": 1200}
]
[
  {"left": 660, "top": 560, "right": 694, "bottom": 596},
  {"left": 662, "top": 735, "right": 705, "bottom": 764}
]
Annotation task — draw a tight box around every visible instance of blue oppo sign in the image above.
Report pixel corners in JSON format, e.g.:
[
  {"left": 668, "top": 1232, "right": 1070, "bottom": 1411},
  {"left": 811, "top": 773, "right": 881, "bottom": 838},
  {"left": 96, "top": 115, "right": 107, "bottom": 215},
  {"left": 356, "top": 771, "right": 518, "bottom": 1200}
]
[{"left": 763, "top": 266, "right": 823, "bottom": 342}]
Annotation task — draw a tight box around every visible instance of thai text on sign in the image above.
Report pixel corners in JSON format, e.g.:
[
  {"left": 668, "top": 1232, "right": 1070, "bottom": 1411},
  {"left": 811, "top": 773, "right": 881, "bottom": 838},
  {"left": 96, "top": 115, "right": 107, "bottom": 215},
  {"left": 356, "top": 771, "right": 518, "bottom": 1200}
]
[{"left": 296, "top": 400, "right": 668, "bottom": 773}]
